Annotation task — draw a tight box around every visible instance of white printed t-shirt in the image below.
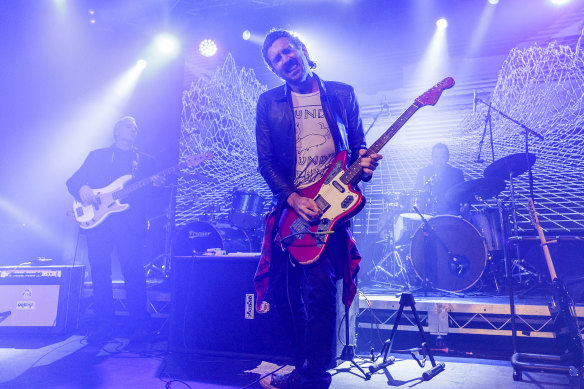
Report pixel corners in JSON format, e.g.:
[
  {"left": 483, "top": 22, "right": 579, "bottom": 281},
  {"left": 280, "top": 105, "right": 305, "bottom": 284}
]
[{"left": 291, "top": 90, "right": 336, "bottom": 189}]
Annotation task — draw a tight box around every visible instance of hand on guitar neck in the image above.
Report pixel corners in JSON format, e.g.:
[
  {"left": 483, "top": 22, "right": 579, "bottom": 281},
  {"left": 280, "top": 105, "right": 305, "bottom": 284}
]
[{"left": 358, "top": 148, "right": 383, "bottom": 179}]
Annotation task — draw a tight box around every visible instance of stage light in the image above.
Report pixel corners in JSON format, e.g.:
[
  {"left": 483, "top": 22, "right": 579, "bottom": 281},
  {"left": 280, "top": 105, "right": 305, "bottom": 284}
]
[
  {"left": 88, "top": 8, "right": 96, "bottom": 24},
  {"left": 136, "top": 59, "right": 147, "bottom": 70},
  {"left": 242, "top": 30, "right": 251, "bottom": 41},
  {"left": 488, "top": 0, "right": 499, "bottom": 4},
  {"left": 199, "top": 39, "right": 217, "bottom": 57},
  {"left": 550, "top": 0, "right": 571, "bottom": 5},
  {"left": 436, "top": 18, "right": 448, "bottom": 29},
  {"left": 155, "top": 33, "right": 179, "bottom": 55}
]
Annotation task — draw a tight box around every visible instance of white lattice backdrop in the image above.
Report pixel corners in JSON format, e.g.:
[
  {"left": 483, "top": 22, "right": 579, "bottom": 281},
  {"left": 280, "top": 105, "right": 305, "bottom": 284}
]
[
  {"left": 177, "top": 33, "right": 584, "bottom": 236},
  {"left": 456, "top": 30, "right": 584, "bottom": 233},
  {"left": 356, "top": 30, "right": 584, "bottom": 237},
  {"left": 176, "top": 54, "right": 269, "bottom": 226}
]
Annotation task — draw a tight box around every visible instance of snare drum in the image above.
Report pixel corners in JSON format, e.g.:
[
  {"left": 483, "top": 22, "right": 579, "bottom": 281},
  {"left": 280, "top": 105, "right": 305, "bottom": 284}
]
[
  {"left": 469, "top": 207, "right": 504, "bottom": 252},
  {"left": 409, "top": 215, "right": 487, "bottom": 292},
  {"left": 230, "top": 190, "right": 264, "bottom": 229},
  {"left": 173, "top": 221, "right": 252, "bottom": 255}
]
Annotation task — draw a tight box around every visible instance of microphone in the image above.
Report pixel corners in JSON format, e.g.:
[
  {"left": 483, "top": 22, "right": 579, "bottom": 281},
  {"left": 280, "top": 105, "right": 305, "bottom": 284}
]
[{"left": 473, "top": 91, "right": 477, "bottom": 112}]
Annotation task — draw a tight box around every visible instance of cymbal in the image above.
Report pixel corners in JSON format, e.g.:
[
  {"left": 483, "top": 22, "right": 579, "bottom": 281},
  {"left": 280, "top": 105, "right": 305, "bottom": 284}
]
[
  {"left": 483, "top": 153, "right": 536, "bottom": 181},
  {"left": 446, "top": 177, "right": 506, "bottom": 204}
]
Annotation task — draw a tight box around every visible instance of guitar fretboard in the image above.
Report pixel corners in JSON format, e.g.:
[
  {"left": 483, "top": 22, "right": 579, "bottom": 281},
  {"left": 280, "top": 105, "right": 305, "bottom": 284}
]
[
  {"left": 340, "top": 102, "right": 421, "bottom": 185},
  {"left": 112, "top": 161, "right": 188, "bottom": 200}
]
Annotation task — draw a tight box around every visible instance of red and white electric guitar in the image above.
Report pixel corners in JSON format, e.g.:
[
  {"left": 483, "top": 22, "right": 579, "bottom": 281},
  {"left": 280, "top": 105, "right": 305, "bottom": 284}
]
[
  {"left": 73, "top": 152, "right": 213, "bottom": 229},
  {"left": 278, "top": 77, "right": 455, "bottom": 264}
]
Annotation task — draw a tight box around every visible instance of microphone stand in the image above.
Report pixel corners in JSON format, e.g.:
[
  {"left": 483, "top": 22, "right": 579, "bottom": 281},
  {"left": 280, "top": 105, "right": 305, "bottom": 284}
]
[
  {"left": 410, "top": 207, "right": 462, "bottom": 297},
  {"left": 364, "top": 102, "right": 389, "bottom": 137},
  {"left": 475, "top": 98, "right": 495, "bottom": 164},
  {"left": 473, "top": 97, "right": 544, "bottom": 357}
]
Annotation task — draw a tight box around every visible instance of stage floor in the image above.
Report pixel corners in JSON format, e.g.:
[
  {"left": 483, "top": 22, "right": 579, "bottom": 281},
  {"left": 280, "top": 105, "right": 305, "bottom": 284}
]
[{"left": 0, "top": 334, "right": 575, "bottom": 389}]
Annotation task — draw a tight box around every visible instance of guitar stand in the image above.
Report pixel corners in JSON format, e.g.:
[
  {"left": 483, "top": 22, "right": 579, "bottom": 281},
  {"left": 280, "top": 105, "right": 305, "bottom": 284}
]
[
  {"left": 511, "top": 279, "right": 583, "bottom": 387},
  {"left": 511, "top": 352, "right": 581, "bottom": 387},
  {"left": 365, "top": 293, "right": 445, "bottom": 381}
]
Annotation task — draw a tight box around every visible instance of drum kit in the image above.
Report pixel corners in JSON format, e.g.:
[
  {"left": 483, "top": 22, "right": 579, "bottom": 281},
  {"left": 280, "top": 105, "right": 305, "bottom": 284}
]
[
  {"left": 145, "top": 188, "right": 266, "bottom": 279},
  {"left": 173, "top": 189, "right": 265, "bottom": 256},
  {"left": 368, "top": 152, "right": 536, "bottom": 294}
]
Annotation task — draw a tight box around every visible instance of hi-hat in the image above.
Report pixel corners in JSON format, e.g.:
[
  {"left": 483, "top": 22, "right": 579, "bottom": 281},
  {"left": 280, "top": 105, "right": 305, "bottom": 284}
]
[
  {"left": 446, "top": 177, "right": 506, "bottom": 205},
  {"left": 483, "top": 153, "right": 536, "bottom": 181}
]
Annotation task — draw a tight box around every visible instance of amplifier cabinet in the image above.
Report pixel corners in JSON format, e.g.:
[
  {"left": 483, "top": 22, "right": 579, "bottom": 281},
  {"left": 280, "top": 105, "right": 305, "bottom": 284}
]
[
  {"left": 168, "top": 255, "right": 357, "bottom": 361},
  {"left": 169, "top": 255, "right": 291, "bottom": 359},
  {"left": 0, "top": 265, "right": 85, "bottom": 333}
]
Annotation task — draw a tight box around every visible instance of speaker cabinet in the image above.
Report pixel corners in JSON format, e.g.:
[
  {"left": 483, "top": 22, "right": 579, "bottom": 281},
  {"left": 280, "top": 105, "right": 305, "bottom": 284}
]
[
  {"left": 169, "top": 255, "right": 357, "bottom": 360},
  {"left": 0, "top": 265, "right": 85, "bottom": 333},
  {"left": 169, "top": 255, "right": 291, "bottom": 359}
]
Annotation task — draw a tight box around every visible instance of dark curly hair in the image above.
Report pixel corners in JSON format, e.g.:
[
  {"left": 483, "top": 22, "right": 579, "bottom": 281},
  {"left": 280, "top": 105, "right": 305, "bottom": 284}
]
[{"left": 261, "top": 29, "right": 317, "bottom": 71}]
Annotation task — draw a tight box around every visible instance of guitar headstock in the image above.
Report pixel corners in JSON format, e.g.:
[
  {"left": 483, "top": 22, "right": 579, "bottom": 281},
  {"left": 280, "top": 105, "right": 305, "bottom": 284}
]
[
  {"left": 185, "top": 152, "right": 214, "bottom": 168},
  {"left": 415, "top": 77, "right": 455, "bottom": 107}
]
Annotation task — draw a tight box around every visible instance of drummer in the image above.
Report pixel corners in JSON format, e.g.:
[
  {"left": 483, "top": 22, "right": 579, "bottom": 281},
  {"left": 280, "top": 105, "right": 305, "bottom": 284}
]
[{"left": 415, "top": 143, "right": 465, "bottom": 215}]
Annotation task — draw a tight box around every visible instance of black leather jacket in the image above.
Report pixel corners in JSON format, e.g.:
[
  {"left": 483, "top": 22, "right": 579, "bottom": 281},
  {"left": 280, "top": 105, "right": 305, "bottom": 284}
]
[{"left": 255, "top": 74, "right": 367, "bottom": 206}]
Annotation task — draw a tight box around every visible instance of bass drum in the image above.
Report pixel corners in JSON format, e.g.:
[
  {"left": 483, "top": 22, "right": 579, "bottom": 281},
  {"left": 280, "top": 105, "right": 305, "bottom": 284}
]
[
  {"left": 173, "top": 221, "right": 252, "bottom": 256},
  {"left": 409, "top": 215, "right": 487, "bottom": 292}
]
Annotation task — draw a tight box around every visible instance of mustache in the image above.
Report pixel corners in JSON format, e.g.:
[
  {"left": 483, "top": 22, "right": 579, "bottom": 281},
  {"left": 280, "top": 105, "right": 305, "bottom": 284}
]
[{"left": 284, "top": 59, "right": 298, "bottom": 72}]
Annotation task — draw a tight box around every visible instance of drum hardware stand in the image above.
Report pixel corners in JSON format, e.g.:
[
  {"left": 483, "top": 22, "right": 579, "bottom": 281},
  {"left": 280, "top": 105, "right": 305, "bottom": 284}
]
[
  {"left": 408, "top": 207, "right": 463, "bottom": 297},
  {"left": 144, "top": 184, "right": 177, "bottom": 279},
  {"left": 367, "top": 213, "right": 412, "bottom": 290},
  {"left": 367, "top": 248, "right": 411, "bottom": 290},
  {"left": 365, "top": 292, "right": 445, "bottom": 381}
]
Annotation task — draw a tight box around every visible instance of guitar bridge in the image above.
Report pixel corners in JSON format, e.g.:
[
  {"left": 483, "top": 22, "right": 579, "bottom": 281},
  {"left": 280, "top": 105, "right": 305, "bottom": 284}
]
[{"left": 290, "top": 218, "right": 311, "bottom": 240}]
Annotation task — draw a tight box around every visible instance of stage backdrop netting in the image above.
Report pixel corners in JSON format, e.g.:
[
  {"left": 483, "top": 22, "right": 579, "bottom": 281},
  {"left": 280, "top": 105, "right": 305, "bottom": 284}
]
[
  {"left": 177, "top": 33, "right": 584, "bottom": 236},
  {"left": 176, "top": 54, "right": 269, "bottom": 226}
]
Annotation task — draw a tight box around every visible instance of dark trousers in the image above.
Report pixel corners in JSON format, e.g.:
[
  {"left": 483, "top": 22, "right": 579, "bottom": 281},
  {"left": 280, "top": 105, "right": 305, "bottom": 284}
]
[
  {"left": 85, "top": 215, "right": 149, "bottom": 330},
  {"left": 269, "top": 231, "right": 346, "bottom": 388}
]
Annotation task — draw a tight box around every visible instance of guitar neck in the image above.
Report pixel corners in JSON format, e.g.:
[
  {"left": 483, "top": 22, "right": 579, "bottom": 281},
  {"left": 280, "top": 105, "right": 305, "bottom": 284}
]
[
  {"left": 535, "top": 224, "right": 558, "bottom": 281},
  {"left": 113, "top": 161, "right": 186, "bottom": 200},
  {"left": 340, "top": 102, "right": 421, "bottom": 185},
  {"left": 529, "top": 198, "right": 558, "bottom": 281}
]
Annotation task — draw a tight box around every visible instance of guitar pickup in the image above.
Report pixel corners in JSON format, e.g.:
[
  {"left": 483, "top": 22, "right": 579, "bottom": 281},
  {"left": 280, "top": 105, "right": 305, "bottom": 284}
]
[
  {"left": 341, "top": 195, "right": 354, "bottom": 209},
  {"left": 314, "top": 195, "right": 331, "bottom": 213},
  {"left": 75, "top": 207, "right": 84, "bottom": 217},
  {"left": 332, "top": 181, "right": 345, "bottom": 193},
  {"left": 324, "top": 160, "right": 343, "bottom": 185}
]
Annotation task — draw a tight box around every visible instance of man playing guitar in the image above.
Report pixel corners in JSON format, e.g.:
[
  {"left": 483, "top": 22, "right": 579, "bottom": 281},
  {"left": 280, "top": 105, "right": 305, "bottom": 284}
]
[
  {"left": 255, "top": 29, "right": 381, "bottom": 389},
  {"left": 67, "top": 116, "right": 164, "bottom": 343}
]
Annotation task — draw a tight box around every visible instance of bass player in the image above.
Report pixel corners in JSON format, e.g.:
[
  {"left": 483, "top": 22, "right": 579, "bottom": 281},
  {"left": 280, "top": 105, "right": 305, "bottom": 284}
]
[{"left": 67, "top": 116, "right": 164, "bottom": 343}]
